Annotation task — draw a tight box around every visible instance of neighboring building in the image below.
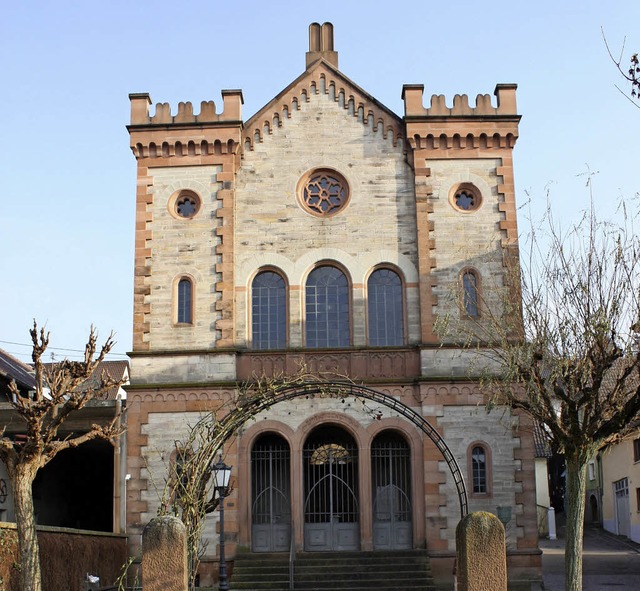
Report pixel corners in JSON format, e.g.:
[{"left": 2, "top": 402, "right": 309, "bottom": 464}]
[
  {"left": 0, "top": 348, "right": 129, "bottom": 532},
  {"left": 600, "top": 428, "right": 640, "bottom": 543},
  {"left": 125, "top": 22, "right": 540, "bottom": 587},
  {"left": 0, "top": 348, "right": 36, "bottom": 522},
  {"left": 533, "top": 423, "right": 553, "bottom": 536},
  {"left": 0, "top": 347, "right": 36, "bottom": 401},
  {"left": 585, "top": 452, "right": 603, "bottom": 526}
]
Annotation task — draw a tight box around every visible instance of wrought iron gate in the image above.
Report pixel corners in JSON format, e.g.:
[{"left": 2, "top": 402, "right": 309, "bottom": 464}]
[
  {"left": 303, "top": 428, "right": 360, "bottom": 551},
  {"left": 251, "top": 434, "right": 291, "bottom": 552},
  {"left": 371, "top": 432, "right": 412, "bottom": 549}
]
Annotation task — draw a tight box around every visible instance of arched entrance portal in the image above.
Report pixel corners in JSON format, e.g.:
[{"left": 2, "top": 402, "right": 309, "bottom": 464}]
[
  {"left": 208, "top": 379, "right": 468, "bottom": 547},
  {"left": 371, "top": 431, "right": 412, "bottom": 550},
  {"left": 303, "top": 426, "right": 360, "bottom": 551},
  {"left": 215, "top": 381, "right": 469, "bottom": 518},
  {"left": 251, "top": 433, "right": 291, "bottom": 552}
]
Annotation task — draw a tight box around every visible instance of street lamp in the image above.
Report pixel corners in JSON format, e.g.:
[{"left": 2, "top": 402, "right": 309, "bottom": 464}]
[{"left": 213, "top": 454, "right": 232, "bottom": 591}]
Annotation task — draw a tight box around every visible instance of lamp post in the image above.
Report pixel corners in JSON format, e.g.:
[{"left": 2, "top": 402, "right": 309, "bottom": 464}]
[{"left": 213, "top": 454, "right": 232, "bottom": 591}]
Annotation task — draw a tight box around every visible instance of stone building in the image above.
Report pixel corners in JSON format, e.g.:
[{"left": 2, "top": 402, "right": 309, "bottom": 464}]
[{"left": 126, "top": 22, "right": 540, "bottom": 587}]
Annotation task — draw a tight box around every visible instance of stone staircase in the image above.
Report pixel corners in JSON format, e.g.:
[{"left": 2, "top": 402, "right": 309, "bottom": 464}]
[{"left": 231, "top": 550, "right": 437, "bottom": 591}]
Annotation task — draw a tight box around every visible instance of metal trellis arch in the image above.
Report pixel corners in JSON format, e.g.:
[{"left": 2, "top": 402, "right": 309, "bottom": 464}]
[{"left": 214, "top": 381, "right": 468, "bottom": 518}]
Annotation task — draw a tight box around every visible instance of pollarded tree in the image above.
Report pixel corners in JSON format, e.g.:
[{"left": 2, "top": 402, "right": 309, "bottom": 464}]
[
  {"left": 0, "top": 323, "right": 125, "bottom": 591},
  {"left": 440, "top": 199, "right": 640, "bottom": 591}
]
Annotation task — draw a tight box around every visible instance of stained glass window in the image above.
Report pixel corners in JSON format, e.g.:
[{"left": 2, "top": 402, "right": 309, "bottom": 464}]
[
  {"left": 305, "top": 266, "right": 350, "bottom": 348},
  {"left": 177, "top": 278, "right": 192, "bottom": 324},
  {"left": 463, "top": 271, "right": 479, "bottom": 317},
  {"left": 368, "top": 269, "right": 404, "bottom": 346},
  {"left": 252, "top": 271, "right": 286, "bottom": 349}
]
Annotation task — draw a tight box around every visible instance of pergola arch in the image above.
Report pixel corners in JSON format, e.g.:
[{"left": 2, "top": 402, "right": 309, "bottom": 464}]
[{"left": 213, "top": 381, "right": 468, "bottom": 518}]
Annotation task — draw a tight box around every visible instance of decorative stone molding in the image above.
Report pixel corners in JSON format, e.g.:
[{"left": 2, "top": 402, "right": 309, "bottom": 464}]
[
  {"left": 128, "top": 91, "right": 243, "bottom": 161},
  {"left": 243, "top": 63, "right": 405, "bottom": 153},
  {"left": 402, "top": 84, "right": 520, "bottom": 151},
  {"left": 130, "top": 90, "right": 243, "bottom": 125},
  {"left": 403, "top": 84, "right": 517, "bottom": 117},
  {"left": 236, "top": 349, "right": 420, "bottom": 381},
  {"left": 133, "top": 168, "right": 153, "bottom": 350}
]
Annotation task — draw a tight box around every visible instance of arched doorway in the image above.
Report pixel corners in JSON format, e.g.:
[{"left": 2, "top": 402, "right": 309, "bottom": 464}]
[
  {"left": 211, "top": 382, "right": 467, "bottom": 518},
  {"left": 303, "top": 425, "right": 359, "bottom": 551},
  {"left": 589, "top": 494, "right": 599, "bottom": 523},
  {"left": 371, "top": 431, "right": 412, "bottom": 549},
  {"left": 251, "top": 433, "right": 291, "bottom": 552}
]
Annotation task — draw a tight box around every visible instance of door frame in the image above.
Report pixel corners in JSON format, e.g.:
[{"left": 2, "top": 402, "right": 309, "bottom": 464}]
[{"left": 238, "top": 413, "right": 427, "bottom": 552}]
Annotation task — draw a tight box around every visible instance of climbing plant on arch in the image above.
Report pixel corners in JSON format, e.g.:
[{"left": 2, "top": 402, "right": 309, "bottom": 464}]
[{"left": 158, "top": 377, "right": 469, "bottom": 586}]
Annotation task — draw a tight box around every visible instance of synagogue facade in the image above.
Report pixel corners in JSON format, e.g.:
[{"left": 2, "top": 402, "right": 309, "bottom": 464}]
[{"left": 126, "top": 22, "right": 539, "bottom": 586}]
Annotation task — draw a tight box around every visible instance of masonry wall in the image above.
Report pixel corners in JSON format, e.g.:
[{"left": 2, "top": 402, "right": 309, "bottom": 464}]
[
  {"left": 428, "top": 158, "right": 506, "bottom": 323},
  {"left": 140, "top": 410, "right": 221, "bottom": 556},
  {"left": 437, "top": 405, "right": 520, "bottom": 549},
  {"left": 235, "top": 90, "right": 419, "bottom": 349},
  {"left": 144, "top": 165, "right": 223, "bottom": 351}
]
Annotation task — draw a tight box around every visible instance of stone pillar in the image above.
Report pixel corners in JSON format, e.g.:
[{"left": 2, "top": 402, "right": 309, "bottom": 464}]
[
  {"left": 548, "top": 506, "right": 557, "bottom": 540},
  {"left": 142, "top": 516, "right": 188, "bottom": 591},
  {"left": 456, "top": 512, "right": 507, "bottom": 591}
]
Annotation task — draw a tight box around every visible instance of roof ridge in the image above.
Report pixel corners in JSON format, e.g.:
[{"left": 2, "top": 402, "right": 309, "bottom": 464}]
[{"left": 0, "top": 347, "right": 34, "bottom": 372}]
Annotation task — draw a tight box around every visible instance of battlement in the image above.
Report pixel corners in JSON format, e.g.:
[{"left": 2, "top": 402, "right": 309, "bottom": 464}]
[
  {"left": 129, "top": 89, "right": 244, "bottom": 126},
  {"left": 402, "top": 83, "right": 517, "bottom": 118}
]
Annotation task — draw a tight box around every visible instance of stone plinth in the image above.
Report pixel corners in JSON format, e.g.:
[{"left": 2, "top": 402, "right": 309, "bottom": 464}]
[
  {"left": 456, "top": 511, "right": 507, "bottom": 591},
  {"left": 142, "top": 516, "right": 188, "bottom": 591}
]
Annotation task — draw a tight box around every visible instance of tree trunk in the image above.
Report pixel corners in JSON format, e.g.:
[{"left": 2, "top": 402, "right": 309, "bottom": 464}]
[
  {"left": 563, "top": 452, "right": 588, "bottom": 591},
  {"left": 11, "top": 462, "right": 42, "bottom": 591}
]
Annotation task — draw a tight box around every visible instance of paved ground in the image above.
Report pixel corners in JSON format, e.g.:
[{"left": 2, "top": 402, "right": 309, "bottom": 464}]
[{"left": 540, "top": 524, "right": 640, "bottom": 590}]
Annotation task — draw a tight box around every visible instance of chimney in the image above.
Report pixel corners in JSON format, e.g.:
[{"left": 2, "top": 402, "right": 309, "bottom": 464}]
[{"left": 306, "top": 22, "right": 338, "bottom": 69}]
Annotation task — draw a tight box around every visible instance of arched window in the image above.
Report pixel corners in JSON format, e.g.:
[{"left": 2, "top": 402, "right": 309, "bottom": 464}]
[
  {"left": 462, "top": 270, "right": 479, "bottom": 317},
  {"left": 177, "top": 278, "right": 193, "bottom": 324},
  {"left": 367, "top": 268, "right": 404, "bottom": 346},
  {"left": 252, "top": 271, "right": 286, "bottom": 349},
  {"left": 305, "top": 266, "right": 350, "bottom": 348},
  {"left": 471, "top": 445, "right": 488, "bottom": 494}
]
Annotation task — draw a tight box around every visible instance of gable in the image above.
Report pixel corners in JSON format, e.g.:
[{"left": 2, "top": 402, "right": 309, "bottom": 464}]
[{"left": 242, "top": 60, "right": 405, "bottom": 153}]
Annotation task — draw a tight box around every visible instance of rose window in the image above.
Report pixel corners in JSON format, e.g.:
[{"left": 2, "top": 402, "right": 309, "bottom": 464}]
[{"left": 300, "top": 169, "right": 349, "bottom": 216}]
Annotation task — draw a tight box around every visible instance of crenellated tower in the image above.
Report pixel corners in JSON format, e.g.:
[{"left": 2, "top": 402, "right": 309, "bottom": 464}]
[
  {"left": 402, "top": 83, "right": 521, "bottom": 345},
  {"left": 128, "top": 90, "right": 243, "bottom": 352}
]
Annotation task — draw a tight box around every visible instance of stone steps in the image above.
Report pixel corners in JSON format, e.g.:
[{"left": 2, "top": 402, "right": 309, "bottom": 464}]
[{"left": 231, "top": 550, "right": 437, "bottom": 591}]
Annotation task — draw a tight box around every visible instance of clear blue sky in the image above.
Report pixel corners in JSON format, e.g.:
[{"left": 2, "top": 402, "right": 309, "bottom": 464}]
[{"left": 2, "top": 0, "right": 639, "bottom": 362}]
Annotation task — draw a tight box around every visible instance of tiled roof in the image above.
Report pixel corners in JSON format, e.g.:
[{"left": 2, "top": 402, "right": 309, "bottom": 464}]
[
  {"left": 85, "top": 360, "right": 130, "bottom": 400},
  {"left": 0, "top": 347, "right": 36, "bottom": 392},
  {"left": 42, "top": 359, "right": 130, "bottom": 400},
  {"left": 533, "top": 422, "right": 553, "bottom": 458}
]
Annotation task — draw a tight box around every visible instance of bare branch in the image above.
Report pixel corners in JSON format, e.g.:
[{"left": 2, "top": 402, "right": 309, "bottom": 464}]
[{"left": 602, "top": 28, "right": 640, "bottom": 108}]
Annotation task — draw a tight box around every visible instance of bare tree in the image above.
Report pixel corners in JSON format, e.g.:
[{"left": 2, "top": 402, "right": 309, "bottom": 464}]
[
  {"left": 603, "top": 31, "right": 640, "bottom": 108},
  {"left": 439, "top": 198, "right": 640, "bottom": 591},
  {"left": 0, "top": 323, "right": 126, "bottom": 591}
]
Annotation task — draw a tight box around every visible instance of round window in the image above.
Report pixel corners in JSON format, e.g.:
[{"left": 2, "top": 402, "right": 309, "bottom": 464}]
[
  {"left": 450, "top": 183, "right": 482, "bottom": 212},
  {"left": 298, "top": 168, "right": 350, "bottom": 217},
  {"left": 170, "top": 190, "right": 201, "bottom": 219}
]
